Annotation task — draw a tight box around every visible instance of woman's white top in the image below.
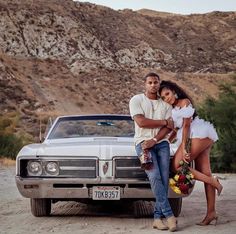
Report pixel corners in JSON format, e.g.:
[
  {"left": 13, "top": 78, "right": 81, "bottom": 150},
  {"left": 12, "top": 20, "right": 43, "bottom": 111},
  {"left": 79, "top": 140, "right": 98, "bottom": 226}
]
[{"left": 172, "top": 104, "right": 218, "bottom": 146}]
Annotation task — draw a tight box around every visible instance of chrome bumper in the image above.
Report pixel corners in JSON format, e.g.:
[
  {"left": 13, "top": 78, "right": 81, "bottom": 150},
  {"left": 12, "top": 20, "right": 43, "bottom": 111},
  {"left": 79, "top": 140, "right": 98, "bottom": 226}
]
[
  {"left": 15, "top": 176, "right": 155, "bottom": 199},
  {"left": 15, "top": 176, "right": 188, "bottom": 199}
]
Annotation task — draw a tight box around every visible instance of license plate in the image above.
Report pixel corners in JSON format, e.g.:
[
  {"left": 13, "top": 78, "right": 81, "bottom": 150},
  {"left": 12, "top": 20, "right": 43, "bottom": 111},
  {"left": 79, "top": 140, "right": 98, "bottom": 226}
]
[{"left": 92, "top": 186, "right": 120, "bottom": 200}]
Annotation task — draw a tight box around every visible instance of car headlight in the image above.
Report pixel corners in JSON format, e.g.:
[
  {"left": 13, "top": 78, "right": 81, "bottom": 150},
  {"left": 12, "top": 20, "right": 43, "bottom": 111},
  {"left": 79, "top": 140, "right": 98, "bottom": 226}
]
[
  {"left": 27, "top": 161, "right": 42, "bottom": 176},
  {"left": 45, "top": 161, "right": 59, "bottom": 176}
]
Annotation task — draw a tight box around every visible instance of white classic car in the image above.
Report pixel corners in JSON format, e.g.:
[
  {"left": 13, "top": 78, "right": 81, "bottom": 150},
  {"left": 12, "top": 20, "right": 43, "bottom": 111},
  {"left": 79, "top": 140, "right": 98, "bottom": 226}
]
[{"left": 15, "top": 114, "right": 194, "bottom": 217}]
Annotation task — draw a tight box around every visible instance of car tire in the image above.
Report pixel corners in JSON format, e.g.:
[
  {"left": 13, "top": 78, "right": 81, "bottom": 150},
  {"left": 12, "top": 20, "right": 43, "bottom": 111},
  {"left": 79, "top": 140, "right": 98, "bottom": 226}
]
[
  {"left": 169, "top": 198, "right": 182, "bottom": 217},
  {"left": 133, "top": 200, "right": 153, "bottom": 218},
  {"left": 30, "top": 198, "right": 51, "bottom": 217}
]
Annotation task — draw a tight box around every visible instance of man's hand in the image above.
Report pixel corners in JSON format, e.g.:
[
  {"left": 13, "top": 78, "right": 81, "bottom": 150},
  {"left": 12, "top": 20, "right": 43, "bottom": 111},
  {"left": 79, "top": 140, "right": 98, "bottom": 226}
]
[{"left": 141, "top": 139, "right": 156, "bottom": 150}]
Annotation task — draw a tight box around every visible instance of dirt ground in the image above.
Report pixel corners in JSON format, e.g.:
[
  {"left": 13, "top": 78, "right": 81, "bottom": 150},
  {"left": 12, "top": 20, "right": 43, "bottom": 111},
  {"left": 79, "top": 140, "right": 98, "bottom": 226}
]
[{"left": 0, "top": 165, "right": 236, "bottom": 234}]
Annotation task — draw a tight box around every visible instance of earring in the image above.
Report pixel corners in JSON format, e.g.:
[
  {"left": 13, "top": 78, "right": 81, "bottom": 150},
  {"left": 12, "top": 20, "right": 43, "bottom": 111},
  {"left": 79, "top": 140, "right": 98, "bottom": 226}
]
[{"left": 174, "top": 93, "right": 178, "bottom": 99}]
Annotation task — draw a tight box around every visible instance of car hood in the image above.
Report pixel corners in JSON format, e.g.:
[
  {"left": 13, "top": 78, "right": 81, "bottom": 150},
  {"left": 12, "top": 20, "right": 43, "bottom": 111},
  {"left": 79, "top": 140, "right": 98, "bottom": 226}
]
[{"left": 17, "top": 138, "right": 137, "bottom": 160}]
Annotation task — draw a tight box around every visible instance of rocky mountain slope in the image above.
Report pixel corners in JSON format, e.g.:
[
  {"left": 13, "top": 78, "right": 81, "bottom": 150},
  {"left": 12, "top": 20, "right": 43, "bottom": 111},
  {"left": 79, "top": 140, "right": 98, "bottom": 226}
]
[{"left": 0, "top": 0, "right": 235, "bottom": 137}]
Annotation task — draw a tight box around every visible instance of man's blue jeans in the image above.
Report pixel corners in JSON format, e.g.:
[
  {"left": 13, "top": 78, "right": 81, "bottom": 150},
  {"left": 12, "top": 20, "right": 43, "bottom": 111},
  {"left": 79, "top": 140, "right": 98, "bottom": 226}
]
[{"left": 135, "top": 140, "right": 173, "bottom": 219}]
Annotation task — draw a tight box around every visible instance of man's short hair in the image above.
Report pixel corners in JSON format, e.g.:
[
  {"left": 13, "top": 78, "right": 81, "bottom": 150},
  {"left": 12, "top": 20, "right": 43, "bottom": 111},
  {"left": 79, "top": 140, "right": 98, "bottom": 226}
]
[{"left": 144, "top": 72, "right": 160, "bottom": 81}]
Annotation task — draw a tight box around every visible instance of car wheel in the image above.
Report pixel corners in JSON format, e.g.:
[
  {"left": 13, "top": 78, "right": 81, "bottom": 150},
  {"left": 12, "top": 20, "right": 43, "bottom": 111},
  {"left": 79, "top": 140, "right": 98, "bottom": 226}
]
[
  {"left": 169, "top": 198, "right": 182, "bottom": 217},
  {"left": 30, "top": 198, "right": 51, "bottom": 217},
  {"left": 133, "top": 200, "right": 153, "bottom": 218}
]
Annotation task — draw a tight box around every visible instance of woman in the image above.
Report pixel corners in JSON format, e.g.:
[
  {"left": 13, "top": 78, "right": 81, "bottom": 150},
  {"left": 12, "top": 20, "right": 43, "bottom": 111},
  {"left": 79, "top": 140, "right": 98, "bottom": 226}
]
[{"left": 159, "top": 80, "right": 223, "bottom": 226}]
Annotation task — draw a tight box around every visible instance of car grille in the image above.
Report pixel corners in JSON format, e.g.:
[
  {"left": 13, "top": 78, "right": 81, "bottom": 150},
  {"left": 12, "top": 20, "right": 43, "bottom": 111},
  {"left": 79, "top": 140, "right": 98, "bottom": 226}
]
[
  {"left": 59, "top": 159, "right": 97, "bottom": 178},
  {"left": 113, "top": 157, "right": 181, "bottom": 180},
  {"left": 20, "top": 158, "right": 98, "bottom": 178},
  {"left": 113, "top": 157, "right": 148, "bottom": 180}
]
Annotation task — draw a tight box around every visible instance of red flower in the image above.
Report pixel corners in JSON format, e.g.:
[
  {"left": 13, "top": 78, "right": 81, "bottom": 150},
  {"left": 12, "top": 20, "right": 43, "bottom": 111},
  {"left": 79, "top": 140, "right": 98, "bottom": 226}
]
[
  {"left": 178, "top": 174, "right": 186, "bottom": 183},
  {"left": 179, "top": 183, "right": 189, "bottom": 194},
  {"left": 169, "top": 160, "right": 195, "bottom": 195}
]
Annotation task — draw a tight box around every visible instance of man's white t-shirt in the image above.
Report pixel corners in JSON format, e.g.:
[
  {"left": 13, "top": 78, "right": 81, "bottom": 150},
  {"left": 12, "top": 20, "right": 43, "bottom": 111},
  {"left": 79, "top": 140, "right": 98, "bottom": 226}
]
[{"left": 129, "top": 93, "right": 172, "bottom": 145}]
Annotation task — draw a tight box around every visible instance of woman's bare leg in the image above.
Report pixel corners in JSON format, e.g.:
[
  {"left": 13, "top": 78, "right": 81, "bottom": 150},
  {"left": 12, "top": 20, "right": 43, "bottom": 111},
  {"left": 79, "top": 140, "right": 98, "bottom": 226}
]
[
  {"left": 172, "top": 138, "right": 212, "bottom": 170},
  {"left": 195, "top": 147, "right": 217, "bottom": 223},
  {"left": 172, "top": 138, "right": 222, "bottom": 192}
]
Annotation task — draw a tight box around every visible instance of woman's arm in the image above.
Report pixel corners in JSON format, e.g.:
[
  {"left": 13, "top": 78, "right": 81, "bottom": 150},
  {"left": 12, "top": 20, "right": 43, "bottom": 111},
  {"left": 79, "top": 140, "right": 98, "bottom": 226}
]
[
  {"left": 180, "top": 117, "right": 191, "bottom": 153},
  {"left": 180, "top": 117, "right": 192, "bottom": 163},
  {"left": 168, "top": 128, "right": 178, "bottom": 143},
  {"left": 179, "top": 99, "right": 192, "bottom": 162}
]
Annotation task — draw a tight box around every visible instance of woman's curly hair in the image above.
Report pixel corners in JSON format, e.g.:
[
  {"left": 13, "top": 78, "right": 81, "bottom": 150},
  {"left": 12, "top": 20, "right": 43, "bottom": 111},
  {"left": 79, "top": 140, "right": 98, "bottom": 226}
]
[{"left": 159, "top": 80, "right": 197, "bottom": 118}]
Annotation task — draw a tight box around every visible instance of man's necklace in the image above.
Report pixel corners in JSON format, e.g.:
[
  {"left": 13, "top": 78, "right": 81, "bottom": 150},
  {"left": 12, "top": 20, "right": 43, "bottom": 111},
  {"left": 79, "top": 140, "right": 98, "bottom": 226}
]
[
  {"left": 150, "top": 100, "right": 156, "bottom": 112},
  {"left": 144, "top": 93, "right": 159, "bottom": 114}
]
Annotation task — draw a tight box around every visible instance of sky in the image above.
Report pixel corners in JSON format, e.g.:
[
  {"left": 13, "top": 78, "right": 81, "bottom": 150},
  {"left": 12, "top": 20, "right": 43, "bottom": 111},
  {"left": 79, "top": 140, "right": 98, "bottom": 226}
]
[{"left": 76, "top": 0, "right": 236, "bottom": 15}]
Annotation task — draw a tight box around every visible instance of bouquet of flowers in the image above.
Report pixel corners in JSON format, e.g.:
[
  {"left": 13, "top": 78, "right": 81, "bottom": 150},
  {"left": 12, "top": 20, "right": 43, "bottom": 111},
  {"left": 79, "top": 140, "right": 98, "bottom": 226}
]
[{"left": 169, "top": 160, "right": 194, "bottom": 194}]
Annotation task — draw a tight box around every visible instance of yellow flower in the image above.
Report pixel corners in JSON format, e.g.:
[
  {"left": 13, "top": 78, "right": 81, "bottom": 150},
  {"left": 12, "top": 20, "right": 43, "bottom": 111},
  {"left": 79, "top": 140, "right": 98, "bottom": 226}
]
[
  {"left": 171, "top": 185, "right": 182, "bottom": 194},
  {"left": 174, "top": 174, "right": 179, "bottom": 181},
  {"left": 169, "top": 178, "right": 176, "bottom": 186}
]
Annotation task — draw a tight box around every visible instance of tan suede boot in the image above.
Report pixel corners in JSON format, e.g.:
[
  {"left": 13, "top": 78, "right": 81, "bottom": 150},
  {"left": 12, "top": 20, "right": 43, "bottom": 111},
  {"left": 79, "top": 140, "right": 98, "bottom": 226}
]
[
  {"left": 166, "top": 216, "right": 177, "bottom": 232},
  {"left": 153, "top": 219, "right": 168, "bottom": 230}
]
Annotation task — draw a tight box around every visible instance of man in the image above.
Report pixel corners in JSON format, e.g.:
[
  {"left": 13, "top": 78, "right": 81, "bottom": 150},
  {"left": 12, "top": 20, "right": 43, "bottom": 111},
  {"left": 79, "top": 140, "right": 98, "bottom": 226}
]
[{"left": 129, "top": 72, "right": 177, "bottom": 231}]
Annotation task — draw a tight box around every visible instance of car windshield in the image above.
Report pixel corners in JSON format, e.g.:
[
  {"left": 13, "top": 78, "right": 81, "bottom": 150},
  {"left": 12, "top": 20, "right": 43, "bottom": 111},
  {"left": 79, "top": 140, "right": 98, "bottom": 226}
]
[{"left": 47, "top": 116, "right": 135, "bottom": 139}]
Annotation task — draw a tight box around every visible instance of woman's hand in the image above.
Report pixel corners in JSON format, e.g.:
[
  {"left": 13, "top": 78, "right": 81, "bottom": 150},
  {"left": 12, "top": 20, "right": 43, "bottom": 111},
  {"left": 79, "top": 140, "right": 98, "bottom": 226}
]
[
  {"left": 180, "top": 144, "right": 191, "bottom": 163},
  {"left": 166, "top": 117, "right": 174, "bottom": 129},
  {"left": 141, "top": 139, "right": 156, "bottom": 150},
  {"left": 183, "top": 152, "right": 191, "bottom": 163}
]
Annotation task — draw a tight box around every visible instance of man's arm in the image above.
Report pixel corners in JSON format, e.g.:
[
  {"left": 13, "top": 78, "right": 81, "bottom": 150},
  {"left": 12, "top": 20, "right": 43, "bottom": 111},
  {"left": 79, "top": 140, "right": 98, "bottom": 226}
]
[
  {"left": 129, "top": 95, "right": 173, "bottom": 129},
  {"left": 154, "top": 126, "right": 172, "bottom": 141},
  {"left": 133, "top": 114, "right": 169, "bottom": 128},
  {"left": 141, "top": 126, "right": 171, "bottom": 150}
]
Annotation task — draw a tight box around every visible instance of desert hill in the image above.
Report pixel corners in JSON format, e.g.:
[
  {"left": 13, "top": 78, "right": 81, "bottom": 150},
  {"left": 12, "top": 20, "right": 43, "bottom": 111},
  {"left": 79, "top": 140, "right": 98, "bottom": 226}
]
[{"left": 0, "top": 0, "right": 235, "bottom": 137}]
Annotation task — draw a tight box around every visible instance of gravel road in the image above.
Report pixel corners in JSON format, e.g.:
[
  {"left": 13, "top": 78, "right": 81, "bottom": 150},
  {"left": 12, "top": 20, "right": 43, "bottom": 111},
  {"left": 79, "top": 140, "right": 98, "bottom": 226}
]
[{"left": 0, "top": 165, "right": 236, "bottom": 234}]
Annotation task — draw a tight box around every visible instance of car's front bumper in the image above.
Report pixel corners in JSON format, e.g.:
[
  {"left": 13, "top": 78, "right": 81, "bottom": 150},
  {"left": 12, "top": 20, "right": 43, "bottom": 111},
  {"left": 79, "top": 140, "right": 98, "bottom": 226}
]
[
  {"left": 15, "top": 176, "right": 186, "bottom": 199},
  {"left": 15, "top": 176, "right": 155, "bottom": 199}
]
